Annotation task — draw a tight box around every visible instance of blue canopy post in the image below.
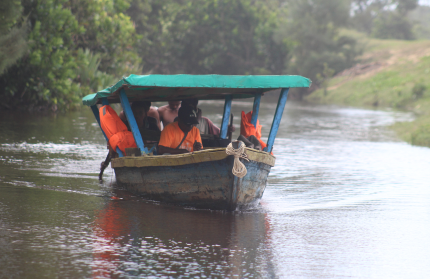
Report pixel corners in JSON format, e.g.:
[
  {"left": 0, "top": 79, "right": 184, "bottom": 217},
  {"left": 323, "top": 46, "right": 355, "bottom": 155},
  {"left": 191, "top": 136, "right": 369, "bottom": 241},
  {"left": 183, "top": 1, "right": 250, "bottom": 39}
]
[
  {"left": 92, "top": 100, "right": 124, "bottom": 157},
  {"left": 119, "top": 89, "right": 148, "bottom": 155},
  {"left": 251, "top": 93, "right": 262, "bottom": 128},
  {"left": 264, "top": 88, "right": 289, "bottom": 153},
  {"left": 220, "top": 95, "right": 233, "bottom": 139},
  {"left": 101, "top": 97, "right": 109, "bottom": 106}
]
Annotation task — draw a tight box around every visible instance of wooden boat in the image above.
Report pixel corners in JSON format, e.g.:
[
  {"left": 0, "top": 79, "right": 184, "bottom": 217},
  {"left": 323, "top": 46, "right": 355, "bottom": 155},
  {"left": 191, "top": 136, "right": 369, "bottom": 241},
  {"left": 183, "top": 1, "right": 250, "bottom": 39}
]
[{"left": 82, "top": 75, "right": 311, "bottom": 210}]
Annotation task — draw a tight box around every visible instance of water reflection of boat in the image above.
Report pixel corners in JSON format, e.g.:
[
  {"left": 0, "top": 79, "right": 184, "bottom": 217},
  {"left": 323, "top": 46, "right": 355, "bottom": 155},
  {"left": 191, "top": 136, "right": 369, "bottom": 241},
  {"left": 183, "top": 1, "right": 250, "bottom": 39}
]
[
  {"left": 92, "top": 190, "right": 275, "bottom": 277},
  {"left": 82, "top": 75, "right": 311, "bottom": 210}
]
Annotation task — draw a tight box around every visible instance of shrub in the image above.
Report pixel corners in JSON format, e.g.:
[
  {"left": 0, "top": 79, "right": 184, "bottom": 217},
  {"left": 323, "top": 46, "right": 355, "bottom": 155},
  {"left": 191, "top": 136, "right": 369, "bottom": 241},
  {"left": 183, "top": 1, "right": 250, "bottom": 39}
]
[{"left": 412, "top": 83, "right": 426, "bottom": 99}]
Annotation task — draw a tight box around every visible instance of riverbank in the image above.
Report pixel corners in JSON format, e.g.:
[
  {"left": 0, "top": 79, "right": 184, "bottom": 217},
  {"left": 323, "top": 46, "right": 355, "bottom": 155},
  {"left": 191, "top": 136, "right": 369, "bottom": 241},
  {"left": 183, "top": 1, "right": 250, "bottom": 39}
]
[{"left": 307, "top": 34, "right": 430, "bottom": 147}]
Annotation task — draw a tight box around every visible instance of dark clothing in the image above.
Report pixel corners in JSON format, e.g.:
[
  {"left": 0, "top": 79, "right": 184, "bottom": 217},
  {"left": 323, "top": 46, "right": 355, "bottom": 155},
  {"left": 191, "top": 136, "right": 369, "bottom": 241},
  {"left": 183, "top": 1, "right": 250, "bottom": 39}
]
[
  {"left": 237, "top": 135, "right": 262, "bottom": 150},
  {"left": 124, "top": 116, "right": 160, "bottom": 132},
  {"left": 144, "top": 117, "right": 160, "bottom": 131},
  {"left": 124, "top": 116, "right": 161, "bottom": 142}
]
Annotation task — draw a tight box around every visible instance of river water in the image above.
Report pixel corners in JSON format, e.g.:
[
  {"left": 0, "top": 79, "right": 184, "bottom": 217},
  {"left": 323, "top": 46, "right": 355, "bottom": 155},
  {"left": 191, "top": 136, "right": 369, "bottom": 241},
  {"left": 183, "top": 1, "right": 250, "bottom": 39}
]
[{"left": 1, "top": 100, "right": 429, "bottom": 278}]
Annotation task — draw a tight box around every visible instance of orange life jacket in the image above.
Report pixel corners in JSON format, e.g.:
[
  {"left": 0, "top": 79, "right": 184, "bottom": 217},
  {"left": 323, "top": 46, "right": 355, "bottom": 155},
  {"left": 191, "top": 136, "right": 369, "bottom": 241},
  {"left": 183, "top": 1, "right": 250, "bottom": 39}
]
[
  {"left": 99, "top": 105, "right": 137, "bottom": 154},
  {"left": 240, "top": 111, "right": 269, "bottom": 152}
]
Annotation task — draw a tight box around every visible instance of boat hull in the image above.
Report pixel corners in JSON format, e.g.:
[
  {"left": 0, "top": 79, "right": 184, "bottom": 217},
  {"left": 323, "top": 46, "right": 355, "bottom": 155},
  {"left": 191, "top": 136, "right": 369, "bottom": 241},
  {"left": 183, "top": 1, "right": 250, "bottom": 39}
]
[{"left": 112, "top": 148, "right": 275, "bottom": 210}]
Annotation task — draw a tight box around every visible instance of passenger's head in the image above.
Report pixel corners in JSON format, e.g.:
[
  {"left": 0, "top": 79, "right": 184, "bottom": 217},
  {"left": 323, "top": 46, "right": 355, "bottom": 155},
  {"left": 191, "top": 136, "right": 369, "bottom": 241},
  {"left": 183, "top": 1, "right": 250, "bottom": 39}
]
[
  {"left": 131, "top": 101, "right": 151, "bottom": 123},
  {"left": 178, "top": 105, "right": 199, "bottom": 132},
  {"left": 131, "top": 101, "right": 151, "bottom": 113},
  {"left": 168, "top": 101, "right": 181, "bottom": 110},
  {"left": 181, "top": 98, "right": 198, "bottom": 110}
]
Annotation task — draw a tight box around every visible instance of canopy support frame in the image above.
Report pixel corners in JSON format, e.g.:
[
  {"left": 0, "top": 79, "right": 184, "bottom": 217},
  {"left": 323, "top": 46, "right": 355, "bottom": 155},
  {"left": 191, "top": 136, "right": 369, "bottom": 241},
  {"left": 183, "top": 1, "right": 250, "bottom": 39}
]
[
  {"left": 220, "top": 95, "right": 233, "bottom": 139},
  {"left": 251, "top": 93, "right": 262, "bottom": 128},
  {"left": 264, "top": 88, "right": 289, "bottom": 153},
  {"left": 101, "top": 98, "right": 109, "bottom": 106},
  {"left": 119, "top": 89, "right": 148, "bottom": 155}
]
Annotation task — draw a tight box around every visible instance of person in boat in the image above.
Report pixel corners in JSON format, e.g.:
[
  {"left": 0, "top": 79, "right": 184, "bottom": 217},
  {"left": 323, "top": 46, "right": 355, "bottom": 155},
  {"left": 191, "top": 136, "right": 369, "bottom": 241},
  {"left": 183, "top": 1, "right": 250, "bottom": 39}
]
[
  {"left": 181, "top": 98, "right": 236, "bottom": 136},
  {"left": 158, "top": 105, "right": 203, "bottom": 155},
  {"left": 158, "top": 100, "right": 181, "bottom": 128},
  {"left": 147, "top": 106, "right": 162, "bottom": 131},
  {"left": 119, "top": 101, "right": 160, "bottom": 132}
]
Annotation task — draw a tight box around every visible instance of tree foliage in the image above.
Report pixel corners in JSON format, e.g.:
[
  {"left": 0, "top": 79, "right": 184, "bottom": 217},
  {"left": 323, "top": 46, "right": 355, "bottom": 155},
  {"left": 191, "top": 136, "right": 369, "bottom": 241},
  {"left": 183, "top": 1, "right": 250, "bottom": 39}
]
[
  {"left": 127, "top": 0, "right": 172, "bottom": 74},
  {"left": 0, "top": 0, "right": 28, "bottom": 75},
  {"left": 283, "top": 0, "right": 361, "bottom": 97},
  {"left": 351, "top": 0, "right": 418, "bottom": 40},
  {"left": 408, "top": 5, "right": 430, "bottom": 39},
  {"left": 4, "top": 0, "right": 408, "bottom": 110},
  {"left": 0, "top": 0, "right": 138, "bottom": 111},
  {"left": 69, "top": 0, "right": 140, "bottom": 74},
  {"left": 372, "top": 11, "right": 415, "bottom": 40},
  {"left": 129, "top": 0, "right": 289, "bottom": 75}
]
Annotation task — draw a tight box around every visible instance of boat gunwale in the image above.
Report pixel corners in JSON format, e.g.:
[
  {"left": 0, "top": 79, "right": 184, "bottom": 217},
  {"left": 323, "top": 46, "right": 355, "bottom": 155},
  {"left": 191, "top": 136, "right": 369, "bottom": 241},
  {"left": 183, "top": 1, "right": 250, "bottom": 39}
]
[{"left": 111, "top": 147, "right": 275, "bottom": 168}]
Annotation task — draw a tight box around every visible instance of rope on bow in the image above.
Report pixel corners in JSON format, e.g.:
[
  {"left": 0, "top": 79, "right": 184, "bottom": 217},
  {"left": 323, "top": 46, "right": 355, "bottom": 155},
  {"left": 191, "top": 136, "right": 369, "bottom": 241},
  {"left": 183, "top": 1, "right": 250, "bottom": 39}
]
[{"left": 225, "top": 141, "right": 249, "bottom": 178}]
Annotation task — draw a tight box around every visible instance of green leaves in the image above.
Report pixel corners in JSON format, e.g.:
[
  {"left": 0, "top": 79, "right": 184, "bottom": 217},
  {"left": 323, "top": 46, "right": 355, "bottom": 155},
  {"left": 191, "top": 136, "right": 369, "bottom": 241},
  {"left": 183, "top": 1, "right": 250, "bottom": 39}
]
[
  {"left": 1, "top": 0, "right": 367, "bottom": 110},
  {"left": 0, "top": 0, "right": 139, "bottom": 111},
  {"left": 128, "top": 0, "right": 289, "bottom": 75},
  {"left": 351, "top": 0, "right": 418, "bottom": 39},
  {"left": 0, "top": 0, "right": 27, "bottom": 75},
  {"left": 283, "top": 0, "right": 362, "bottom": 97}
]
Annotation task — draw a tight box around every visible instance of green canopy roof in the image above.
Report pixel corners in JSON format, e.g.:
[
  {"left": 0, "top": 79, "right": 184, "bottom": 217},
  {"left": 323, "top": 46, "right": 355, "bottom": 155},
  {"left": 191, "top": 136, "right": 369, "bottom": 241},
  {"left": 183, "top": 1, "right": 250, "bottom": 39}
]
[{"left": 82, "top": 74, "right": 311, "bottom": 106}]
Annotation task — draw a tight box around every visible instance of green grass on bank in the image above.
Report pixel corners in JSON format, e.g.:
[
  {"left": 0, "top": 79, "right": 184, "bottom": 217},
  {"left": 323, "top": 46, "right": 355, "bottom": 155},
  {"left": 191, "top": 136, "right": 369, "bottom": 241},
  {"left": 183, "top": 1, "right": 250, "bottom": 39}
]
[{"left": 307, "top": 36, "right": 430, "bottom": 147}]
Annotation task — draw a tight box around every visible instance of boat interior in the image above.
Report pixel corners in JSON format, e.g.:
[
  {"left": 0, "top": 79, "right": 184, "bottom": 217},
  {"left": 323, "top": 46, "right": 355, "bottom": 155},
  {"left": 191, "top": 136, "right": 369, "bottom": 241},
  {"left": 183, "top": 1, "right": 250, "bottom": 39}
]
[{"left": 82, "top": 75, "right": 312, "bottom": 158}]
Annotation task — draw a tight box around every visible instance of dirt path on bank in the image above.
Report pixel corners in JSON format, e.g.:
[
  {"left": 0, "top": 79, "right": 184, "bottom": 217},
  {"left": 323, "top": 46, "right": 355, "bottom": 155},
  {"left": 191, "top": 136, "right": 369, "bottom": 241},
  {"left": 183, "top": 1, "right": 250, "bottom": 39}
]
[{"left": 328, "top": 40, "right": 430, "bottom": 91}]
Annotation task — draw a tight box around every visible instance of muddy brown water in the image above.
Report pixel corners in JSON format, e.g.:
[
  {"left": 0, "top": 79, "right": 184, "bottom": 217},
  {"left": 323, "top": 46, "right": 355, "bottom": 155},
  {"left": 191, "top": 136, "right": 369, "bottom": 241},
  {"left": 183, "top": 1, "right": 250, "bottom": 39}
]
[{"left": 1, "top": 100, "right": 429, "bottom": 278}]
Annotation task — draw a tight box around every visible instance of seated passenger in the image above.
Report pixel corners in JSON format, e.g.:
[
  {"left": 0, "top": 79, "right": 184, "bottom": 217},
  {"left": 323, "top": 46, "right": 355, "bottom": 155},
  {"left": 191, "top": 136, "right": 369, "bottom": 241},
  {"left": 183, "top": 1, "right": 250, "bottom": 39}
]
[
  {"left": 119, "top": 101, "right": 160, "bottom": 132},
  {"left": 158, "top": 100, "right": 181, "bottom": 128},
  {"left": 119, "top": 101, "right": 161, "bottom": 143},
  {"left": 99, "top": 105, "right": 137, "bottom": 154},
  {"left": 181, "top": 99, "right": 235, "bottom": 136},
  {"left": 147, "top": 106, "right": 161, "bottom": 131},
  {"left": 158, "top": 106, "right": 203, "bottom": 155}
]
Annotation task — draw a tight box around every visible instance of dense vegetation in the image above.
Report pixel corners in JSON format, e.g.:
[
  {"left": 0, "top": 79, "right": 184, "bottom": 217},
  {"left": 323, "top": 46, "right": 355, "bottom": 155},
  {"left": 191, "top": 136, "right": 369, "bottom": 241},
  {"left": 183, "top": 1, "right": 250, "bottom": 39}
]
[
  {"left": 350, "top": 0, "right": 418, "bottom": 40},
  {"left": 0, "top": 0, "right": 139, "bottom": 111},
  {"left": 0, "top": 0, "right": 427, "bottom": 112}
]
